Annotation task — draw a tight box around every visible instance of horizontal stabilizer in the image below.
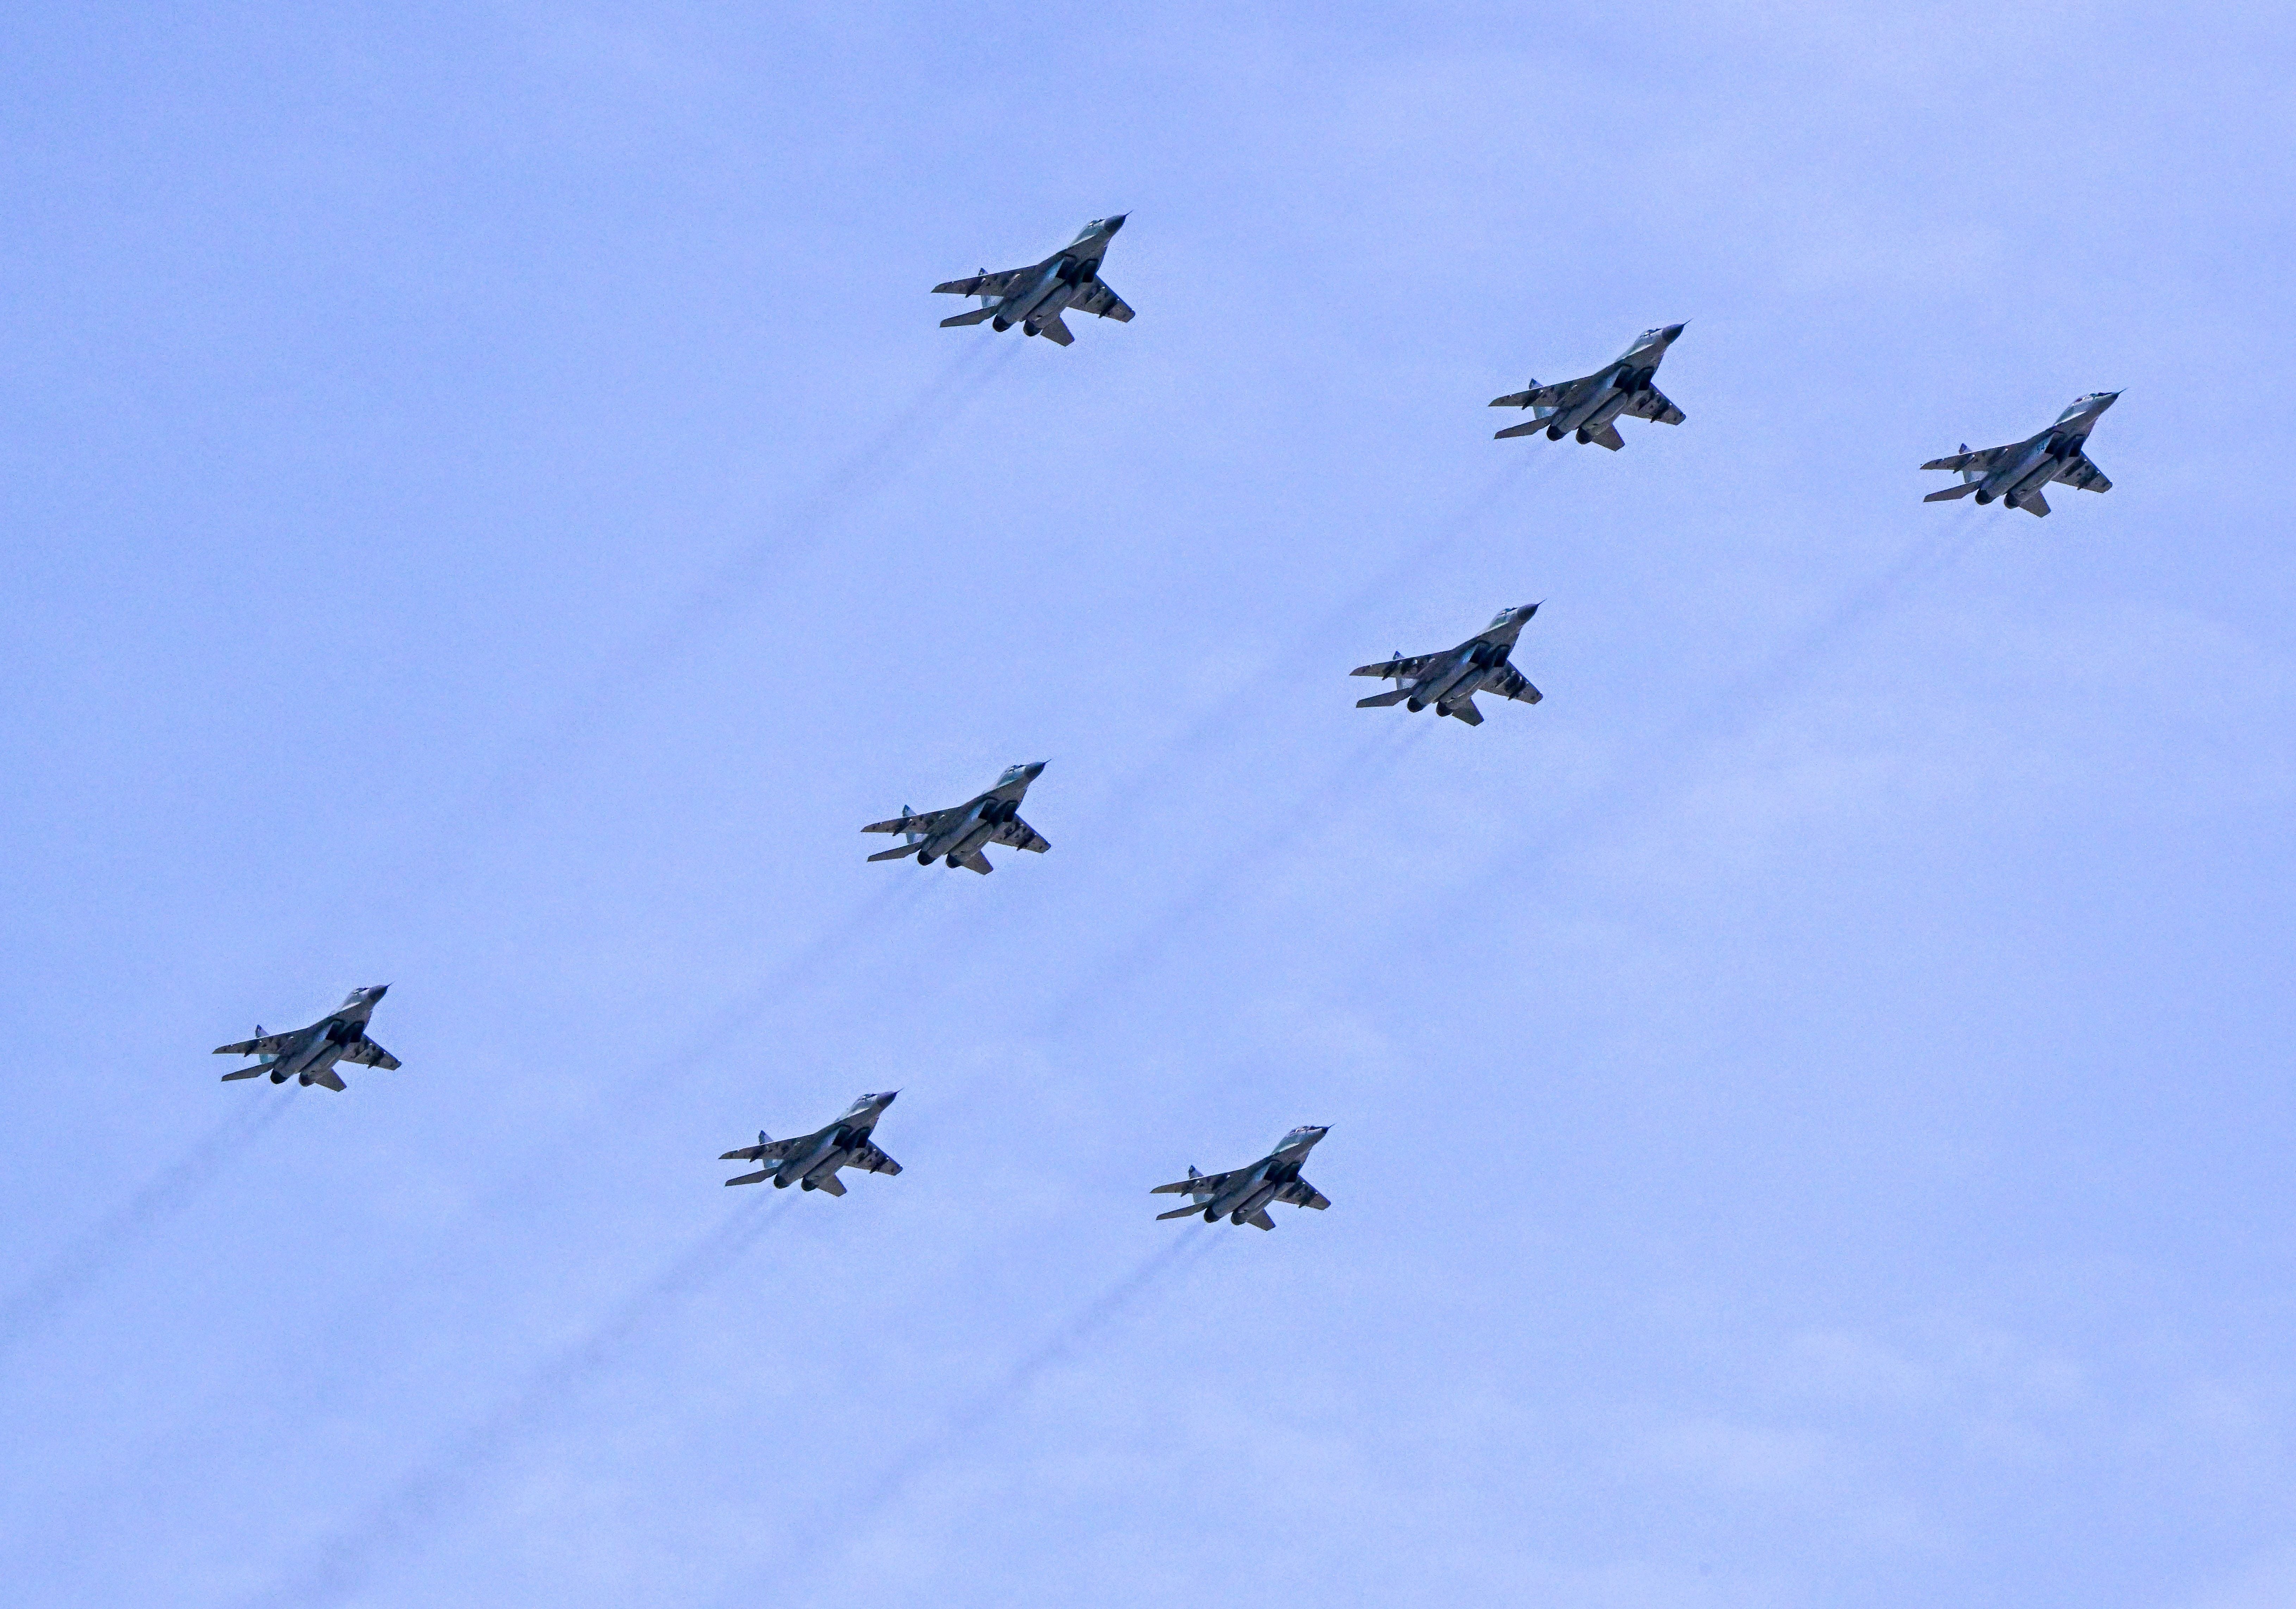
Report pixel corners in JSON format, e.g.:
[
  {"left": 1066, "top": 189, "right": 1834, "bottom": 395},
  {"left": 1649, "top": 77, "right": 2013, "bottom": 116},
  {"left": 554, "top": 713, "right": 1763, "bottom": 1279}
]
[
  {"left": 219, "top": 1067, "right": 266, "bottom": 1082},
  {"left": 1443, "top": 696, "right": 1484, "bottom": 726},
  {"left": 307, "top": 1068, "right": 346, "bottom": 1092},
  {"left": 1494, "top": 419, "right": 1547, "bottom": 440},
  {"left": 1244, "top": 1208, "right": 1275, "bottom": 1231},
  {"left": 868, "top": 843, "right": 921, "bottom": 862},
  {"left": 724, "top": 1168, "right": 772, "bottom": 1187},
  {"left": 1156, "top": 1202, "right": 1207, "bottom": 1220},
  {"left": 1031, "top": 312, "right": 1074, "bottom": 346},
  {"left": 957, "top": 851, "right": 993, "bottom": 875},
  {"left": 2018, "top": 490, "right": 2051, "bottom": 517},
  {"left": 811, "top": 1172, "right": 847, "bottom": 1197},
  {"left": 1356, "top": 688, "right": 1411, "bottom": 708},
  {"left": 939, "top": 306, "right": 997, "bottom": 327},
  {"left": 1586, "top": 422, "right": 1625, "bottom": 452},
  {"left": 1923, "top": 482, "right": 1978, "bottom": 502}
]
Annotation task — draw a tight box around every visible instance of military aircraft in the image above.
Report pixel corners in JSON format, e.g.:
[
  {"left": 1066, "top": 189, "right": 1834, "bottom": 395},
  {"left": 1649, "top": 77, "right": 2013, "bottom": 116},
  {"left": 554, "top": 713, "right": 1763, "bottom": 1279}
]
[
  {"left": 213, "top": 985, "right": 398, "bottom": 1091},
  {"left": 932, "top": 215, "right": 1134, "bottom": 346},
  {"left": 1920, "top": 392, "right": 2120, "bottom": 516},
  {"left": 1490, "top": 323, "right": 1688, "bottom": 450},
  {"left": 863, "top": 762, "right": 1050, "bottom": 874},
  {"left": 721, "top": 1092, "right": 903, "bottom": 1194},
  {"left": 1352, "top": 604, "right": 1543, "bottom": 726},
  {"left": 1154, "top": 1125, "right": 1331, "bottom": 1230}
]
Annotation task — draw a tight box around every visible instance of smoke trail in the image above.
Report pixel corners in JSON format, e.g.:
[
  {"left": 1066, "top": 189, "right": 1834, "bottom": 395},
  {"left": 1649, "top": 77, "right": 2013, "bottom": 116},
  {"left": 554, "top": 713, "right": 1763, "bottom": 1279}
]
[
  {"left": 420, "top": 340, "right": 1023, "bottom": 889},
  {"left": 1041, "top": 719, "right": 1432, "bottom": 1031},
  {"left": 837, "top": 1233, "right": 1212, "bottom": 1527},
  {"left": 0, "top": 1095, "right": 291, "bottom": 1360},
  {"left": 248, "top": 1198, "right": 786, "bottom": 1609},
  {"left": 1097, "top": 454, "right": 1542, "bottom": 804}
]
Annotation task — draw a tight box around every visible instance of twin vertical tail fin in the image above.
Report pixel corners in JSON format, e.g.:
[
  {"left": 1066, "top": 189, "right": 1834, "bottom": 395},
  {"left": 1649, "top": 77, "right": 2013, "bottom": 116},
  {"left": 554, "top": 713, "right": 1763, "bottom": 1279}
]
[{"left": 902, "top": 808, "right": 921, "bottom": 847}]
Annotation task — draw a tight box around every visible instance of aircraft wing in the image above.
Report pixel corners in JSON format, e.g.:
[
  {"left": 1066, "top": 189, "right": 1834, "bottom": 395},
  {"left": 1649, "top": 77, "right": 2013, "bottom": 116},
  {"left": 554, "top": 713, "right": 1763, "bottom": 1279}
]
[
  {"left": 862, "top": 806, "right": 954, "bottom": 837},
  {"left": 338, "top": 1037, "right": 400, "bottom": 1070},
  {"left": 1489, "top": 380, "right": 1576, "bottom": 410},
  {"left": 1487, "top": 665, "right": 1542, "bottom": 705},
  {"left": 720, "top": 1137, "right": 804, "bottom": 1163},
  {"left": 1620, "top": 385, "right": 1685, "bottom": 425},
  {"left": 1350, "top": 652, "right": 1442, "bottom": 681},
  {"left": 933, "top": 267, "right": 1031, "bottom": 299},
  {"left": 990, "top": 815, "right": 1050, "bottom": 854},
  {"left": 1152, "top": 1168, "right": 1236, "bottom": 1197},
  {"left": 848, "top": 1141, "right": 903, "bottom": 1176},
  {"left": 1069, "top": 278, "right": 1134, "bottom": 322},
  {"left": 1921, "top": 442, "right": 2014, "bottom": 473},
  {"left": 1276, "top": 1179, "right": 1330, "bottom": 1210},
  {"left": 2055, "top": 453, "right": 2112, "bottom": 493},
  {"left": 213, "top": 1031, "right": 303, "bottom": 1057}
]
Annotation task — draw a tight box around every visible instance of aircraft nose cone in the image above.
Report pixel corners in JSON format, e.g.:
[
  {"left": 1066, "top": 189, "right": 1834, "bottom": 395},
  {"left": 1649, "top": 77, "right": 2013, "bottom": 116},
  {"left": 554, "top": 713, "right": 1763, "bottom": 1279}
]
[
  {"left": 1105, "top": 213, "right": 1127, "bottom": 231},
  {"left": 1662, "top": 323, "right": 1686, "bottom": 340},
  {"left": 369, "top": 984, "right": 390, "bottom": 998},
  {"left": 1024, "top": 761, "right": 1048, "bottom": 777}
]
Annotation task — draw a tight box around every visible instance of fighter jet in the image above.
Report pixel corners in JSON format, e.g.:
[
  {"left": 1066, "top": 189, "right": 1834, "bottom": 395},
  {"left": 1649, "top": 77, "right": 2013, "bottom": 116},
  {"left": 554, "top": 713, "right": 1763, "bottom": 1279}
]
[
  {"left": 213, "top": 985, "right": 398, "bottom": 1091},
  {"left": 1921, "top": 392, "right": 2119, "bottom": 516},
  {"left": 720, "top": 1092, "right": 902, "bottom": 1194},
  {"left": 1352, "top": 604, "right": 1543, "bottom": 726},
  {"left": 863, "top": 762, "right": 1049, "bottom": 874},
  {"left": 1490, "top": 324, "right": 1688, "bottom": 450},
  {"left": 1153, "top": 1125, "right": 1331, "bottom": 1231},
  {"left": 932, "top": 216, "right": 1134, "bottom": 346}
]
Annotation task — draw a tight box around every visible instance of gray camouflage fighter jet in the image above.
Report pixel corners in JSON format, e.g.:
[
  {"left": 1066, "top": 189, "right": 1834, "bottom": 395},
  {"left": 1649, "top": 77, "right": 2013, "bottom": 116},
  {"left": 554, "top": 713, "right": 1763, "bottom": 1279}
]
[
  {"left": 933, "top": 216, "right": 1134, "bottom": 346},
  {"left": 213, "top": 985, "right": 398, "bottom": 1091},
  {"left": 863, "top": 762, "right": 1049, "bottom": 874},
  {"left": 1491, "top": 323, "right": 1688, "bottom": 450},
  {"left": 1154, "top": 1125, "right": 1331, "bottom": 1231},
  {"left": 721, "top": 1092, "right": 902, "bottom": 1194},
  {"left": 1921, "top": 392, "right": 2120, "bottom": 516},
  {"left": 1352, "top": 604, "right": 1543, "bottom": 726}
]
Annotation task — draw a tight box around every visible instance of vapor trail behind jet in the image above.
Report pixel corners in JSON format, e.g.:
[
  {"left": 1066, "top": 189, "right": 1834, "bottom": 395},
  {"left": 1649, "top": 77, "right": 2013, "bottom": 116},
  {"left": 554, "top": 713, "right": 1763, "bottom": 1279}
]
[
  {"left": 0, "top": 1095, "right": 290, "bottom": 1360},
  {"left": 249, "top": 1199, "right": 786, "bottom": 1609}
]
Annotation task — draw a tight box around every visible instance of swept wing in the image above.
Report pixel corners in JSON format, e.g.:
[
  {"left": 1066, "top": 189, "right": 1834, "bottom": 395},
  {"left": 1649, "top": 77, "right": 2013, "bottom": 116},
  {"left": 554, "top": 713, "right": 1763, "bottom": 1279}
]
[
  {"left": 932, "top": 267, "right": 1032, "bottom": 300},
  {"left": 339, "top": 1038, "right": 400, "bottom": 1070},
  {"left": 989, "top": 816, "right": 1050, "bottom": 854},
  {"left": 1921, "top": 442, "right": 2017, "bottom": 474},
  {"left": 1069, "top": 280, "right": 1135, "bottom": 322},
  {"left": 213, "top": 1031, "right": 304, "bottom": 1057},
  {"left": 2056, "top": 454, "right": 2112, "bottom": 493},
  {"left": 1350, "top": 652, "right": 1443, "bottom": 682},
  {"left": 1620, "top": 386, "right": 1685, "bottom": 425},
  {"left": 1485, "top": 665, "right": 1542, "bottom": 705}
]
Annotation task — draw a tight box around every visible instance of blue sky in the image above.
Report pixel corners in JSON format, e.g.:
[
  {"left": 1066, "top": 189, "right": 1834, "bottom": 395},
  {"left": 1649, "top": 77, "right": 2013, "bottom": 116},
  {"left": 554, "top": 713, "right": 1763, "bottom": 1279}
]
[{"left": 3, "top": 4, "right": 2294, "bottom": 1607}]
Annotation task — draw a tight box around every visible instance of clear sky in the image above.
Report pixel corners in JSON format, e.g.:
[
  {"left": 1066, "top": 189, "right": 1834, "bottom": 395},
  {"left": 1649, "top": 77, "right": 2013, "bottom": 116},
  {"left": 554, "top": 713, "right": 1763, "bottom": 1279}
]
[{"left": 3, "top": 4, "right": 2293, "bottom": 1607}]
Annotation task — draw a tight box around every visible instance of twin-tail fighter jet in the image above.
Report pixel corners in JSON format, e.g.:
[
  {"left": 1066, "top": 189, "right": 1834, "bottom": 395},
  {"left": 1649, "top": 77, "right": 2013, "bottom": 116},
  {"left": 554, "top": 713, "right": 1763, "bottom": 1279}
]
[
  {"left": 721, "top": 1092, "right": 903, "bottom": 1194},
  {"left": 1353, "top": 604, "right": 1543, "bottom": 726},
  {"left": 1154, "top": 1125, "right": 1331, "bottom": 1230},
  {"left": 863, "top": 762, "right": 1050, "bottom": 874},
  {"left": 1491, "top": 324, "right": 1687, "bottom": 450},
  {"left": 1920, "top": 392, "right": 2119, "bottom": 516},
  {"left": 213, "top": 985, "right": 398, "bottom": 1091},
  {"left": 934, "top": 216, "right": 1134, "bottom": 346}
]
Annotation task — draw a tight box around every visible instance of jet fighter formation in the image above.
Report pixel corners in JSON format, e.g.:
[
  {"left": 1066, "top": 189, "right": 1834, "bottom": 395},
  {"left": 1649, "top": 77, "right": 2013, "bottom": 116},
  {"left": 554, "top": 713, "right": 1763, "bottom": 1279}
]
[
  {"left": 1154, "top": 1125, "right": 1332, "bottom": 1231},
  {"left": 721, "top": 1092, "right": 903, "bottom": 1194},
  {"left": 213, "top": 986, "right": 398, "bottom": 1091},
  {"left": 202, "top": 211, "right": 2126, "bottom": 1247},
  {"left": 862, "top": 762, "right": 1050, "bottom": 874},
  {"left": 1920, "top": 392, "right": 2120, "bottom": 517},
  {"left": 1353, "top": 604, "right": 1543, "bottom": 726}
]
